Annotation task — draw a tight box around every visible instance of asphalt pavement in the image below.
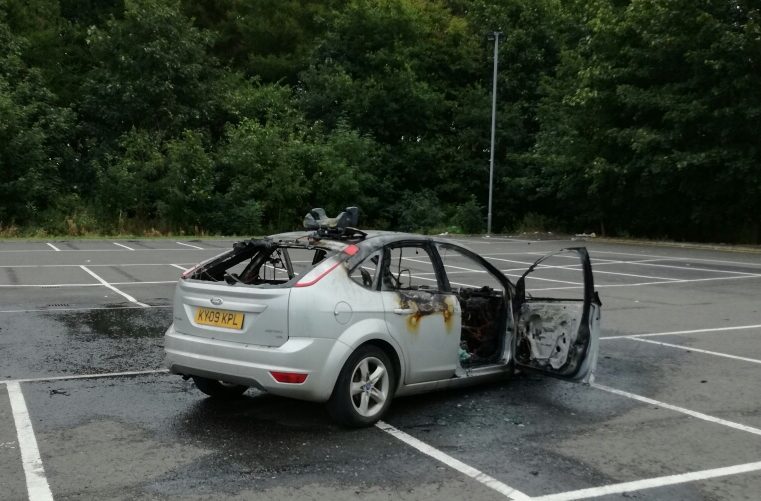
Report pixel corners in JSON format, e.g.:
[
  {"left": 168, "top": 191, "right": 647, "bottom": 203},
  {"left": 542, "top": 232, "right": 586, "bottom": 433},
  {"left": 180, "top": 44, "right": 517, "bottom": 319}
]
[{"left": 1, "top": 236, "right": 760, "bottom": 500}]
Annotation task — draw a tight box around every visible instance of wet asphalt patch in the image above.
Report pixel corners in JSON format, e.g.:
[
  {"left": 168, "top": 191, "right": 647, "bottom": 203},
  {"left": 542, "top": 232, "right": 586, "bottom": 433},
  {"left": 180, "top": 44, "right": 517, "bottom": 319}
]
[
  {"left": 1, "top": 308, "right": 170, "bottom": 381},
  {"left": 22, "top": 375, "right": 503, "bottom": 500},
  {"left": 1, "top": 237, "right": 761, "bottom": 500}
]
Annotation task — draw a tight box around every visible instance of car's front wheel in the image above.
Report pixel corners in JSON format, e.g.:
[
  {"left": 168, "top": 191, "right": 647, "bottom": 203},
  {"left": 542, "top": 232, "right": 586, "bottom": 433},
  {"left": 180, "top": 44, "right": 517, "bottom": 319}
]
[
  {"left": 327, "top": 345, "right": 395, "bottom": 427},
  {"left": 192, "top": 376, "right": 248, "bottom": 399}
]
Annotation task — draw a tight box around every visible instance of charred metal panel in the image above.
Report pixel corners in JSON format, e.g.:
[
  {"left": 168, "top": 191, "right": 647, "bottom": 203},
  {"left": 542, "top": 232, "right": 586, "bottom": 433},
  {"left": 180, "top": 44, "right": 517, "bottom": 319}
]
[
  {"left": 396, "top": 290, "right": 456, "bottom": 332},
  {"left": 515, "top": 302, "right": 583, "bottom": 371}
]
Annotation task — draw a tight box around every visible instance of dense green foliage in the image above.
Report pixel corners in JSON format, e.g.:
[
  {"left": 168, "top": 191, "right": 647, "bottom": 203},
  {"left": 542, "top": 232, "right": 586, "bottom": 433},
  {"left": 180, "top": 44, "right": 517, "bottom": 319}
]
[{"left": 0, "top": 0, "right": 758, "bottom": 242}]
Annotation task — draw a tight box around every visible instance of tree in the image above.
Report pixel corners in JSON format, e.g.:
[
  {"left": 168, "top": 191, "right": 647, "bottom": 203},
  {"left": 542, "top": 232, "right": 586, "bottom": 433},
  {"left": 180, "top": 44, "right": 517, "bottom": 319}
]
[
  {"left": 79, "top": 0, "right": 218, "bottom": 143},
  {"left": 0, "top": 17, "right": 74, "bottom": 227},
  {"left": 535, "top": 0, "right": 761, "bottom": 241}
]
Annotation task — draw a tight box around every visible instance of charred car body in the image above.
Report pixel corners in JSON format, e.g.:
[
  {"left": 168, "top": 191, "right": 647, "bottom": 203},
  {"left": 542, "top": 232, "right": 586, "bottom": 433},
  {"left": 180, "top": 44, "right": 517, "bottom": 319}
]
[{"left": 164, "top": 208, "right": 602, "bottom": 427}]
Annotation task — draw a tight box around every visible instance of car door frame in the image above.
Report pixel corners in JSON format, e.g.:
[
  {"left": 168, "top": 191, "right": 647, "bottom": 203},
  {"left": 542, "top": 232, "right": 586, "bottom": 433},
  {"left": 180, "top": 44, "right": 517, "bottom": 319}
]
[
  {"left": 432, "top": 242, "right": 518, "bottom": 364},
  {"left": 511, "top": 247, "right": 601, "bottom": 382},
  {"left": 377, "top": 238, "right": 462, "bottom": 384}
]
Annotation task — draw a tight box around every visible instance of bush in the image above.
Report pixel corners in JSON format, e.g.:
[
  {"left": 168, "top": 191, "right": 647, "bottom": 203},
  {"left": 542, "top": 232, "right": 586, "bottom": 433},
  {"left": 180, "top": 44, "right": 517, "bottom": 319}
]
[
  {"left": 394, "top": 190, "right": 445, "bottom": 233},
  {"left": 452, "top": 196, "right": 483, "bottom": 234}
]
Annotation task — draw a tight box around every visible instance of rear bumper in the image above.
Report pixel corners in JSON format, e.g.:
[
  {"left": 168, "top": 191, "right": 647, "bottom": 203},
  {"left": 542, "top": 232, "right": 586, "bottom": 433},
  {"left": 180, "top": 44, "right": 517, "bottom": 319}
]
[{"left": 164, "top": 323, "right": 350, "bottom": 402}]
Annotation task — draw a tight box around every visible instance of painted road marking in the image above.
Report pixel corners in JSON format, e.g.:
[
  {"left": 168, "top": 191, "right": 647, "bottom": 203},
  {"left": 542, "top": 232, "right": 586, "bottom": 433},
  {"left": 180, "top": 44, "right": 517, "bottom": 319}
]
[
  {"left": 376, "top": 421, "right": 530, "bottom": 500},
  {"left": 533, "top": 460, "right": 761, "bottom": 501},
  {"left": 0, "top": 281, "right": 175, "bottom": 288},
  {"left": 624, "top": 337, "right": 761, "bottom": 364},
  {"left": 112, "top": 242, "right": 135, "bottom": 251},
  {"left": 601, "top": 324, "right": 761, "bottom": 340},
  {"left": 503, "top": 273, "right": 582, "bottom": 286},
  {"left": 0, "top": 248, "right": 212, "bottom": 253},
  {"left": 0, "top": 283, "right": 103, "bottom": 288},
  {"left": 79, "top": 265, "right": 150, "bottom": 307},
  {"left": 529, "top": 273, "right": 761, "bottom": 292},
  {"left": 455, "top": 255, "right": 680, "bottom": 282},
  {"left": 406, "top": 256, "right": 583, "bottom": 285},
  {"left": 601, "top": 260, "right": 761, "bottom": 277},
  {"left": 1, "top": 369, "right": 169, "bottom": 385},
  {"left": 0, "top": 305, "right": 171, "bottom": 314},
  {"left": 525, "top": 251, "right": 761, "bottom": 276},
  {"left": 0, "top": 263, "right": 197, "bottom": 268},
  {"left": 485, "top": 255, "right": 682, "bottom": 282},
  {"left": 45, "top": 243, "right": 60, "bottom": 252},
  {"left": 6, "top": 382, "right": 54, "bottom": 501},
  {"left": 592, "top": 383, "right": 761, "bottom": 437},
  {"left": 588, "top": 249, "right": 761, "bottom": 269},
  {"left": 176, "top": 241, "right": 204, "bottom": 250},
  {"left": 500, "top": 265, "right": 682, "bottom": 282}
]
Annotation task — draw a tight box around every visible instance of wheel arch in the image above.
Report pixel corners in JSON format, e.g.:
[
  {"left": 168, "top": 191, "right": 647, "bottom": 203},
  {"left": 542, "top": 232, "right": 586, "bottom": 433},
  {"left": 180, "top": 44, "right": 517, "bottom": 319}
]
[
  {"left": 358, "top": 339, "right": 403, "bottom": 394},
  {"left": 326, "top": 322, "right": 407, "bottom": 397}
]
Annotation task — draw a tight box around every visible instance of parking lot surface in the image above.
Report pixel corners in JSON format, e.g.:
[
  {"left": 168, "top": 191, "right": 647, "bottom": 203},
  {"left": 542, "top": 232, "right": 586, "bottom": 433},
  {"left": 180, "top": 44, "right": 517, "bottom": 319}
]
[{"left": 1, "top": 236, "right": 760, "bottom": 500}]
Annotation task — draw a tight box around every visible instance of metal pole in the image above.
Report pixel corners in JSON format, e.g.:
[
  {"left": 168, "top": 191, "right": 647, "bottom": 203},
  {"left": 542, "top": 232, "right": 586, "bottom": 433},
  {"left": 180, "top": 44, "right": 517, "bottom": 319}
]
[{"left": 487, "top": 31, "right": 500, "bottom": 236}]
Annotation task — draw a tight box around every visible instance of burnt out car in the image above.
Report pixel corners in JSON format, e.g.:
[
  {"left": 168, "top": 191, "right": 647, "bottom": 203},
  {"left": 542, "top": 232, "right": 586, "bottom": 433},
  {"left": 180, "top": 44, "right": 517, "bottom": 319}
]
[{"left": 164, "top": 208, "right": 601, "bottom": 427}]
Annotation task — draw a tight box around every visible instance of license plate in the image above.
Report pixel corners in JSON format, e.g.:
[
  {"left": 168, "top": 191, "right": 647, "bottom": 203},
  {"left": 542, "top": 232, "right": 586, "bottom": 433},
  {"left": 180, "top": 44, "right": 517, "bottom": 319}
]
[{"left": 195, "top": 307, "right": 244, "bottom": 330}]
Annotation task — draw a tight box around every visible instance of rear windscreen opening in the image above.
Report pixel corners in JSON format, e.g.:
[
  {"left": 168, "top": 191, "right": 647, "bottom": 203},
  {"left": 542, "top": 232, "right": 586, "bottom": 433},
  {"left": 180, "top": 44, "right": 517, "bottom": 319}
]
[{"left": 186, "top": 240, "right": 339, "bottom": 287}]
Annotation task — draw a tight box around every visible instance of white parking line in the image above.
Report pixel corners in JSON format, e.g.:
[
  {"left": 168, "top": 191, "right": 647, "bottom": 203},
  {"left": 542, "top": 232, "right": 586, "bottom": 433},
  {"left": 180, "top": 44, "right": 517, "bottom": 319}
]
[
  {"left": 0, "top": 283, "right": 103, "bottom": 288},
  {"left": 376, "top": 421, "right": 530, "bottom": 500},
  {"left": 601, "top": 324, "right": 761, "bottom": 340},
  {"left": 500, "top": 265, "right": 682, "bottom": 282},
  {"left": 112, "top": 280, "right": 175, "bottom": 285},
  {"left": 529, "top": 273, "right": 761, "bottom": 292},
  {"left": 79, "top": 265, "right": 149, "bottom": 307},
  {"left": 487, "top": 255, "right": 679, "bottom": 279},
  {"left": 624, "top": 337, "right": 761, "bottom": 364},
  {"left": 2, "top": 369, "right": 169, "bottom": 385},
  {"left": 176, "top": 242, "right": 204, "bottom": 250},
  {"left": 46, "top": 243, "right": 60, "bottom": 251},
  {"left": 591, "top": 383, "right": 761, "bottom": 436},
  {"left": 533, "top": 460, "right": 761, "bottom": 501},
  {"left": 0, "top": 280, "right": 176, "bottom": 288},
  {"left": 0, "top": 263, "right": 197, "bottom": 268},
  {"left": 503, "top": 273, "right": 582, "bottom": 286},
  {"left": 0, "top": 248, "right": 211, "bottom": 253},
  {"left": 112, "top": 242, "right": 135, "bottom": 251},
  {"left": 6, "top": 382, "right": 54, "bottom": 501},
  {"left": 526, "top": 251, "right": 761, "bottom": 277},
  {"left": 484, "top": 256, "right": 680, "bottom": 283},
  {"left": 588, "top": 249, "right": 761, "bottom": 268},
  {"left": 0, "top": 305, "right": 171, "bottom": 314},
  {"left": 614, "top": 260, "right": 761, "bottom": 277}
]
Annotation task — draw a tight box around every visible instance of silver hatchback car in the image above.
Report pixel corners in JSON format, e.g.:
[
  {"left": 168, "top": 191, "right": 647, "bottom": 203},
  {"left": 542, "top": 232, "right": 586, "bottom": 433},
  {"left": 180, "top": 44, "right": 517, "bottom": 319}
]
[{"left": 164, "top": 209, "right": 601, "bottom": 427}]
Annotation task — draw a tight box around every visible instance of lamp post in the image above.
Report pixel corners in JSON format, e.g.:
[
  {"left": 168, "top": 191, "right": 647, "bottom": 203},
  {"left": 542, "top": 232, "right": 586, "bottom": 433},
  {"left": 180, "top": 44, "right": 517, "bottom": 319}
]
[{"left": 486, "top": 31, "right": 502, "bottom": 236}]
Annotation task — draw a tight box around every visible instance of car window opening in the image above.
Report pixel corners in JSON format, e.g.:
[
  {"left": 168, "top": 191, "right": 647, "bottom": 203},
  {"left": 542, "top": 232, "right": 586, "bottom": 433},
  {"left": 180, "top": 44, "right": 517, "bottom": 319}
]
[{"left": 186, "top": 239, "right": 336, "bottom": 287}]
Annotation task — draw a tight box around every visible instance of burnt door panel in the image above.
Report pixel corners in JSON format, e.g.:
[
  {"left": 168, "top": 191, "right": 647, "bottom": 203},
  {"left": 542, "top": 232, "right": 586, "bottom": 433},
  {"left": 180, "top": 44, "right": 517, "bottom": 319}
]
[
  {"left": 512, "top": 248, "right": 601, "bottom": 382},
  {"left": 380, "top": 244, "right": 461, "bottom": 384}
]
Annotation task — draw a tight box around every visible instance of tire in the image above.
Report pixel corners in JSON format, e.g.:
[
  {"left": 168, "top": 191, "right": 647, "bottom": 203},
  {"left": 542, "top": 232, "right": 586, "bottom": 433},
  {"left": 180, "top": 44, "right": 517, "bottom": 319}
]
[
  {"left": 192, "top": 376, "right": 248, "bottom": 399},
  {"left": 327, "top": 345, "right": 395, "bottom": 427}
]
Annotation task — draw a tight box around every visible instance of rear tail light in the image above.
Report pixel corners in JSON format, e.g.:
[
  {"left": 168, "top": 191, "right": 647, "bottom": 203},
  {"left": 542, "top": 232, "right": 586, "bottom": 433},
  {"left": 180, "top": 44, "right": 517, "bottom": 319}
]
[
  {"left": 270, "top": 371, "right": 308, "bottom": 384},
  {"left": 343, "top": 244, "right": 359, "bottom": 256}
]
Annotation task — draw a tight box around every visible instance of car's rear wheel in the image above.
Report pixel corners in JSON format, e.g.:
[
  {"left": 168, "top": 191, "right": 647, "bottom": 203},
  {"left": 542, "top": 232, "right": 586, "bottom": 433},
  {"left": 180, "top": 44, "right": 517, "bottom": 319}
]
[
  {"left": 327, "top": 345, "right": 395, "bottom": 427},
  {"left": 192, "top": 376, "right": 248, "bottom": 399}
]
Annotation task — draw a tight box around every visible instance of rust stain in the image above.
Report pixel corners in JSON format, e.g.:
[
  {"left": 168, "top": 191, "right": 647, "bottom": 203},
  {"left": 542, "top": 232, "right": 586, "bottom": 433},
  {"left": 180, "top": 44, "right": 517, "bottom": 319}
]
[
  {"left": 443, "top": 295, "right": 455, "bottom": 331},
  {"left": 397, "top": 291, "right": 455, "bottom": 334}
]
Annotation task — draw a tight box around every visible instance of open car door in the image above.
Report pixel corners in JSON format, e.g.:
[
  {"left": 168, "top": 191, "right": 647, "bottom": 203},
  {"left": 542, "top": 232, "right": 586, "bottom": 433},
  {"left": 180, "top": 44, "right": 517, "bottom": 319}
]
[{"left": 512, "top": 247, "right": 601, "bottom": 383}]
